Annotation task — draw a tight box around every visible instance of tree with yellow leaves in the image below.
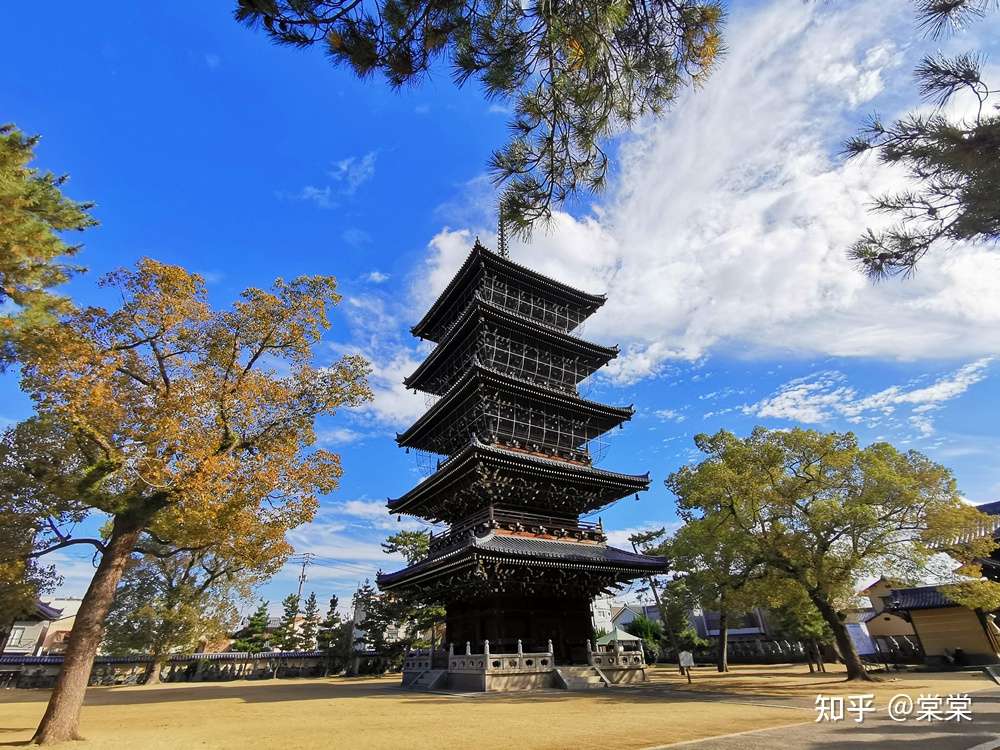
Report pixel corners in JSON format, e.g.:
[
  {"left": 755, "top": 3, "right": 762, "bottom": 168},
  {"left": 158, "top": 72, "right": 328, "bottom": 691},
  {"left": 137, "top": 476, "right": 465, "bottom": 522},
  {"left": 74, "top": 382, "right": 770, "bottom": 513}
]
[{"left": 12, "top": 259, "right": 371, "bottom": 744}]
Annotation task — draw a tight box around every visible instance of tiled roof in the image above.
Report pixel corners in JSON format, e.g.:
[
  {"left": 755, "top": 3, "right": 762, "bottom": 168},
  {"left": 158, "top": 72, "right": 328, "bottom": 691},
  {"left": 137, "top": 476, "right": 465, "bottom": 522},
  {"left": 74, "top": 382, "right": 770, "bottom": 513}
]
[
  {"left": 377, "top": 532, "right": 667, "bottom": 587},
  {"left": 388, "top": 438, "right": 649, "bottom": 515},
  {"left": 412, "top": 242, "right": 605, "bottom": 340},
  {"left": 477, "top": 535, "right": 661, "bottom": 566},
  {"left": 976, "top": 500, "right": 1000, "bottom": 517},
  {"left": 36, "top": 600, "right": 63, "bottom": 621},
  {"left": 888, "top": 585, "right": 955, "bottom": 611}
]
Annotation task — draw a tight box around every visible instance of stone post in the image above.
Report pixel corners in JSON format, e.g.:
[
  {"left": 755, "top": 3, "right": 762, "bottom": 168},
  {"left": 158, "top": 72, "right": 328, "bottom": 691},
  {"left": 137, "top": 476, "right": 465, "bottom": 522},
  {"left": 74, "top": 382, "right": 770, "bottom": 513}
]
[
  {"left": 448, "top": 642, "right": 454, "bottom": 657},
  {"left": 484, "top": 639, "right": 490, "bottom": 657},
  {"left": 465, "top": 641, "right": 471, "bottom": 656},
  {"left": 517, "top": 639, "right": 523, "bottom": 656}
]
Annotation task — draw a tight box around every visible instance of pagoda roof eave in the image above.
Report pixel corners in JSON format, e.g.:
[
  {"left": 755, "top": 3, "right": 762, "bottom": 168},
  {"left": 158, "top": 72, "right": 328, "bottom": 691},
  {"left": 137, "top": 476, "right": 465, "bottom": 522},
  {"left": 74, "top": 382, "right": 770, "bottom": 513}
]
[
  {"left": 377, "top": 534, "right": 668, "bottom": 590},
  {"left": 411, "top": 242, "right": 607, "bottom": 341},
  {"left": 396, "top": 365, "right": 634, "bottom": 450},
  {"left": 387, "top": 438, "right": 650, "bottom": 516},
  {"left": 403, "top": 297, "right": 619, "bottom": 393}
]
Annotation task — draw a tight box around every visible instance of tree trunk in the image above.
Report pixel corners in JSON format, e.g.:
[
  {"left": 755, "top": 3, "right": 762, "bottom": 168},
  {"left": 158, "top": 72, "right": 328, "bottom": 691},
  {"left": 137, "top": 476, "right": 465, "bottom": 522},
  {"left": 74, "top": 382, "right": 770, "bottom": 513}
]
[
  {"left": 716, "top": 607, "right": 729, "bottom": 673},
  {"left": 809, "top": 592, "right": 875, "bottom": 682},
  {"left": 32, "top": 514, "right": 145, "bottom": 744},
  {"left": 144, "top": 654, "right": 165, "bottom": 685}
]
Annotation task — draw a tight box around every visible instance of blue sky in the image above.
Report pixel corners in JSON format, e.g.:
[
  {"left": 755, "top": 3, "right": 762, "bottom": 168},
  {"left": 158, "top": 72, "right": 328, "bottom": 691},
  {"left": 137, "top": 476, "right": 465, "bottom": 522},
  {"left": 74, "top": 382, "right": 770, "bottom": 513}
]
[{"left": 3, "top": 0, "right": 998, "bottom": 616}]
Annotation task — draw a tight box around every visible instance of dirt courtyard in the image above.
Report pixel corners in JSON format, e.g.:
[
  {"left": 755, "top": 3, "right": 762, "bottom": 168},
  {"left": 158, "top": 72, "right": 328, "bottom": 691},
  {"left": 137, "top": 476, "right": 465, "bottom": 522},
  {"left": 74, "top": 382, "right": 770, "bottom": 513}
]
[{"left": 0, "top": 664, "right": 993, "bottom": 750}]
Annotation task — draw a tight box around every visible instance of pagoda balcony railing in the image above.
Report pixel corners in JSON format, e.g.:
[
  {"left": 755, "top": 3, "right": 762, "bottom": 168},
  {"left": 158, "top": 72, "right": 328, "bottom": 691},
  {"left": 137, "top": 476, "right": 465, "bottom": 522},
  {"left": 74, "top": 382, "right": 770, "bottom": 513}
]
[
  {"left": 427, "top": 506, "right": 606, "bottom": 556},
  {"left": 586, "top": 639, "right": 647, "bottom": 670},
  {"left": 444, "top": 640, "right": 555, "bottom": 674}
]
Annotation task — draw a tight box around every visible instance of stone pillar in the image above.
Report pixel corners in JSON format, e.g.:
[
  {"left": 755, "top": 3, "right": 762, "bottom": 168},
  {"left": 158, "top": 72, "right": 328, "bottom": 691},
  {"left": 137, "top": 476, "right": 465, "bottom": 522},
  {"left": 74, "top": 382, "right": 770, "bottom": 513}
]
[
  {"left": 465, "top": 641, "right": 471, "bottom": 656},
  {"left": 517, "top": 639, "right": 523, "bottom": 655},
  {"left": 484, "top": 639, "right": 490, "bottom": 657},
  {"left": 448, "top": 642, "right": 454, "bottom": 657}
]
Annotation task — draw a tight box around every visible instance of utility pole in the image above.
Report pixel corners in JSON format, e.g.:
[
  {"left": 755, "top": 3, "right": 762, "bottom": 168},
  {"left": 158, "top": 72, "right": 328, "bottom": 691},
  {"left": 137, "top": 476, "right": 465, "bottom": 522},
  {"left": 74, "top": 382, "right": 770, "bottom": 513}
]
[{"left": 295, "top": 553, "right": 315, "bottom": 599}]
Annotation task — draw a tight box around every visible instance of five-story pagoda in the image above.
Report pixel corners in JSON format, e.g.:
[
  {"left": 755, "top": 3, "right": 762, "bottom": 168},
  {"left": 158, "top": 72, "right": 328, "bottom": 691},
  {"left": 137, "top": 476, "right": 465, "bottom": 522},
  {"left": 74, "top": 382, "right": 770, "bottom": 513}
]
[{"left": 377, "top": 240, "right": 667, "bottom": 675}]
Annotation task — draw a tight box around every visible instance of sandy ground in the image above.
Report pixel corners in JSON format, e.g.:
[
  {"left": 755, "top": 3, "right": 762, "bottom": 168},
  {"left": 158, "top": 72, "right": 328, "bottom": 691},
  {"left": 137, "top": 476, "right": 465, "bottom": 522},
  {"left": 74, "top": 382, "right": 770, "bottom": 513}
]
[{"left": 0, "top": 664, "right": 993, "bottom": 750}]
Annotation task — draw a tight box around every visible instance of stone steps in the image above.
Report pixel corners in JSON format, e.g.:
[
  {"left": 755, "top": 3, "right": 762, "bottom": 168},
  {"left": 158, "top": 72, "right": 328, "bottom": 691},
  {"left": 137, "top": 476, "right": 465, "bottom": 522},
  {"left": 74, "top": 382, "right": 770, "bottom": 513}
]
[
  {"left": 556, "top": 666, "right": 606, "bottom": 690},
  {"left": 407, "top": 669, "right": 447, "bottom": 690}
]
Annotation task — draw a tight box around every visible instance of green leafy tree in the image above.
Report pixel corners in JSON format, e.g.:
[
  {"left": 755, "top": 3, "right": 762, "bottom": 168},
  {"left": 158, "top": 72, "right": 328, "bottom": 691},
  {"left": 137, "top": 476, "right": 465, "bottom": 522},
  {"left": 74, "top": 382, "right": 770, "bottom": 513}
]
[
  {"left": 15, "top": 259, "right": 371, "bottom": 744},
  {"left": 381, "top": 530, "right": 430, "bottom": 563},
  {"left": 232, "top": 601, "right": 271, "bottom": 653},
  {"left": 234, "top": 0, "right": 723, "bottom": 233},
  {"left": 276, "top": 593, "right": 304, "bottom": 651},
  {"left": 664, "top": 512, "right": 763, "bottom": 671},
  {"left": 0, "top": 124, "right": 95, "bottom": 365},
  {"left": 317, "top": 595, "right": 353, "bottom": 674},
  {"left": 0, "top": 417, "right": 85, "bottom": 626},
  {"left": 300, "top": 592, "right": 321, "bottom": 650},
  {"left": 763, "top": 579, "right": 834, "bottom": 674},
  {"left": 628, "top": 528, "right": 679, "bottom": 657},
  {"left": 666, "top": 427, "right": 998, "bottom": 682},
  {"left": 845, "top": 1, "right": 998, "bottom": 279},
  {"left": 353, "top": 577, "right": 445, "bottom": 674},
  {"left": 623, "top": 614, "right": 662, "bottom": 658},
  {"left": 102, "top": 546, "right": 256, "bottom": 683}
]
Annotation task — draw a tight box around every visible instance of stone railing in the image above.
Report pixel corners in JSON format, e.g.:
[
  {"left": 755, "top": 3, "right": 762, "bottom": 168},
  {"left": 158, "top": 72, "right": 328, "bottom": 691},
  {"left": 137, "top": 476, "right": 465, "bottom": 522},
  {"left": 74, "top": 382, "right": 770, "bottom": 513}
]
[
  {"left": 402, "top": 648, "right": 447, "bottom": 672},
  {"left": 447, "top": 640, "right": 554, "bottom": 674},
  {"left": 586, "top": 639, "right": 646, "bottom": 669}
]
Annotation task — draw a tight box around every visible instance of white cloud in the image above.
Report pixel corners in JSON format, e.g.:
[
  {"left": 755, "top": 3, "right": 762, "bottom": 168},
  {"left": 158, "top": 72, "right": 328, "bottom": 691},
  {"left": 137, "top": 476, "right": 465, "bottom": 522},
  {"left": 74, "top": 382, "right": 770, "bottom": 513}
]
[
  {"left": 315, "top": 427, "right": 365, "bottom": 446},
  {"left": 329, "top": 151, "right": 377, "bottom": 195},
  {"left": 333, "top": 499, "right": 388, "bottom": 520},
  {"left": 416, "top": 0, "right": 1000, "bottom": 382},
  {"left": 296, "top": 185, "right": 335, "bottom": 209},
  {"left": 745, "top": 357, "right": 993, "bottom": 436},
  {"left": 654, "top": 408, "right": 686, "bottom": 423},
  {"left": 48, "top": 552, "right": 98, "bottom": 598},
  {"left": 342, "top": 227, "right": 372, "bottom": 247},
  {"left": 365, "top": 270, "right": 390, "bottom": 283},
  {"left": 332, "top": 295, "right": 426, "bottom": 427}
]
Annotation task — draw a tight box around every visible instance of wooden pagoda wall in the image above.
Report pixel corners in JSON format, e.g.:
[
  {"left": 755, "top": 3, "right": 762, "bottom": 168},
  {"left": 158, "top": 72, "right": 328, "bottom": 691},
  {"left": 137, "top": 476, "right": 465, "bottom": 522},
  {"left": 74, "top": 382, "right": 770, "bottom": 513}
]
[{"left": 444, "top": 593, "right": 593, "bottom": 665}]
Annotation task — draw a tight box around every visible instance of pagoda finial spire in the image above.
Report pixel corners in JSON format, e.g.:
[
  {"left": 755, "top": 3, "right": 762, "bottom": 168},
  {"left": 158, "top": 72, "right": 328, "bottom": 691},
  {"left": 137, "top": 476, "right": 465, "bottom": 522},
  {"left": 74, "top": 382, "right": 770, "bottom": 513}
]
[{"left": 497, "top": 207, "right": 509, "bottom": 258}]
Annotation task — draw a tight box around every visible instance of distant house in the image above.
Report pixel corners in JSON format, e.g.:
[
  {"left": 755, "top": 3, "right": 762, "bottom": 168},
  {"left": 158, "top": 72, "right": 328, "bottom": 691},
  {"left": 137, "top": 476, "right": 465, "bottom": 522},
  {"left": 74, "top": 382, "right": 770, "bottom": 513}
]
[
  {"left": 590, "top": 594, "right": 618, "bottom": 635},
  {"left": 691, "top": 608, "right": 769, "bottom": 640},
  {"left": 882, "top": 500, "right": 1000, "bottom": 666},
  {"left": 611, "top": 603, "right": 658, "bottom": 630},
  {"left": 2, "top": 598, "right": 83, "bottom": 656},
  {"left": 889, "top": 585, "right": 1000, "bottom": 666},
  {"left": 855, "top": 577, "right": 915, "bottom": 642}
]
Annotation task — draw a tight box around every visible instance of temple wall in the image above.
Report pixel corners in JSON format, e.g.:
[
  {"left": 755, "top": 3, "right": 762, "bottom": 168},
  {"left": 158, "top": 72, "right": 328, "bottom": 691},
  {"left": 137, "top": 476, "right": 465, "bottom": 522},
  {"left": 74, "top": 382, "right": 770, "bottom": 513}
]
[{"left": 445, "top": 594, "right": 593, "bottom": 663}]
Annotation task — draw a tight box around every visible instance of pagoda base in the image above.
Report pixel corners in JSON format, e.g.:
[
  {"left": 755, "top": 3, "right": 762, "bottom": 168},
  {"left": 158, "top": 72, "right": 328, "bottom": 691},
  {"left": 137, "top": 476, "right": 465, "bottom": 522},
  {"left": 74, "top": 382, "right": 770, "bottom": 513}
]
[
  {"left": 400, "top": 643, "right": 648, "bottom": 692},
  {"left": 445, "top": 593, "right": 593, "bottom": 665}
]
